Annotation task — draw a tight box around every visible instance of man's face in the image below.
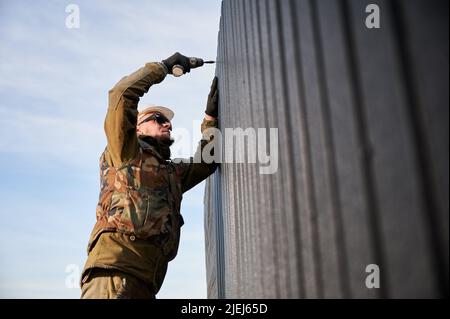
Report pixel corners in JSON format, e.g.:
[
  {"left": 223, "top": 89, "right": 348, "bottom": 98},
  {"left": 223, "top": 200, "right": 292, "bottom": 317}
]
[{"left": 136, "top": 112, "right": 172, "bottom": 140}]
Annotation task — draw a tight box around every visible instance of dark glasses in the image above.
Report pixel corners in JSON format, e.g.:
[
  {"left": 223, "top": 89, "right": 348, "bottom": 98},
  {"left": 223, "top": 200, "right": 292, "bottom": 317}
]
[{"left": 140, "top": 113, "right": 170, "bottom": 125}]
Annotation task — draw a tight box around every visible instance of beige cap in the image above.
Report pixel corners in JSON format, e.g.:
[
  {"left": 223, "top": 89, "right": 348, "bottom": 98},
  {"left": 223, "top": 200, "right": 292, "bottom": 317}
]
[{"left": 137, "top": 105, "right": 174, "bottom": 124}]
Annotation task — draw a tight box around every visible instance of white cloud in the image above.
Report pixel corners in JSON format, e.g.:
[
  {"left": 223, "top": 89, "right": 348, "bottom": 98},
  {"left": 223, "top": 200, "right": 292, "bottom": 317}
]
[{"left": 0, "top": 108, "right": 104, "bottom": 169}]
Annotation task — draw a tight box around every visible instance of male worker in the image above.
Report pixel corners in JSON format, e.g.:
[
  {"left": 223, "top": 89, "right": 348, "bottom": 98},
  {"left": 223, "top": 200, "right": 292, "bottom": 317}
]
[{"left": 80, "top": 52, "right": 219, "bottom": 299}]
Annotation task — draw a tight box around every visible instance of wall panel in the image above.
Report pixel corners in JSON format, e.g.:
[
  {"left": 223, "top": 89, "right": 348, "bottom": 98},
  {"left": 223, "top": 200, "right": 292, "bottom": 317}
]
[{"left": 204, "top": 0, "right": 448, "bottom": 298}]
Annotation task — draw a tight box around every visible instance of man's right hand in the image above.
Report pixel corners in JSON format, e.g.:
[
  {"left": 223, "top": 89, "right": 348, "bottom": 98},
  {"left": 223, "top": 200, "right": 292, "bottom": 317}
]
[{"left": 162, "top": 52, "right": 191, "bottom": 75}]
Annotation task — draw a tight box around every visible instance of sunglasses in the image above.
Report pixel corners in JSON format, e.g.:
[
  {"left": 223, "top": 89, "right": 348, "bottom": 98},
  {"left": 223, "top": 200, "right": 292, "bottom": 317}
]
[{"left": 139, "top": 113, "right": 170, "bottom": 125}]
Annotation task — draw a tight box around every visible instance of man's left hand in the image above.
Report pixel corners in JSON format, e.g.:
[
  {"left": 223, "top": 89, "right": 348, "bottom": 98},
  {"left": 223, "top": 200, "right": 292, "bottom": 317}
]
[{"left": 205, "top": 76, "right": 218, "bottom": 118}]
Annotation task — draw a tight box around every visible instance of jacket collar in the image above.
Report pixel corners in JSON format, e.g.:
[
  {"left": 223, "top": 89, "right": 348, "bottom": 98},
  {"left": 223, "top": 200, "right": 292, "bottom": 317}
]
[{"left": 138, "top": 135, "right": 171, "bottom": 162}]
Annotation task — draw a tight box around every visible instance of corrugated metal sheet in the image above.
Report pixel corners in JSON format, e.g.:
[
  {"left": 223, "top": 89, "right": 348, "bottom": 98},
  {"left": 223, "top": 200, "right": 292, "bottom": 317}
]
[{"left": 205, "top": 0, "right": 448, "bottom": 298}]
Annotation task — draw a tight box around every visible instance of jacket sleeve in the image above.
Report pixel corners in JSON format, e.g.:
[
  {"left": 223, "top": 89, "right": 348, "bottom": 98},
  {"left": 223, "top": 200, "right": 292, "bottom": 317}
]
[
  {"left": 104, "top": 62, "right": 168, "bottom": 167},
  {"left": 176, "top": 118, "right": 219, "bottom": 193}
]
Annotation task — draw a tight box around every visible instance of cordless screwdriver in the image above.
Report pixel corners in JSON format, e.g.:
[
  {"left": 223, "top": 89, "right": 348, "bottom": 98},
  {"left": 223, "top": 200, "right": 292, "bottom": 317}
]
[{"left": 172, "top": 57, "right": 215, "bottom": 77}]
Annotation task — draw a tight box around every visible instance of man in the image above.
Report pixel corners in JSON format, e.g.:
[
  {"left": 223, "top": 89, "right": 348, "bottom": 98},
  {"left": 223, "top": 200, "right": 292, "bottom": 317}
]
[{"left": 80, "top": 52, "right": 219, "bottom": 299}]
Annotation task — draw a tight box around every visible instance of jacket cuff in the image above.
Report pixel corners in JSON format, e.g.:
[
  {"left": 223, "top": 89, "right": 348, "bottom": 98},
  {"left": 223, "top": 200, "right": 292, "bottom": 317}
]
[
  {"left": 156, "top": 61, "right": 169, "bottom": 75},
  {"left": 201, "top": 118, "right": 218, "bottom": 134}
]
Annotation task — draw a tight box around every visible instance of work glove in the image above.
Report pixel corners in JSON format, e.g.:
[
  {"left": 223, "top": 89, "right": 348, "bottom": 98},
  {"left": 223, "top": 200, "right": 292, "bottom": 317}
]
[
  {"left": 162, "top": 52, "right": 191, "bottom": 75},
  {"left": 205, "top": 76, "right": 219, "bottom": 118}
]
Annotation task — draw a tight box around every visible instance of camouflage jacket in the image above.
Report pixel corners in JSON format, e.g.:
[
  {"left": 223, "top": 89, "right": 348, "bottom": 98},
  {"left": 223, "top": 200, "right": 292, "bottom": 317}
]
[{"left": 86, "top": 62, "right": 218, "bottom": 263}]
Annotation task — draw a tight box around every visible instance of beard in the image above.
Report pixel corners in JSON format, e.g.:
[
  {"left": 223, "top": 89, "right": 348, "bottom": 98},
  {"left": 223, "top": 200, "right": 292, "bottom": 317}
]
[
  {"left": 157, "top": 136, "right": 175, "bottom": 147},
  {"left": 153, "top": 136, "right": 173, "bottom": 160},
  {"left": 138, "top": 135, "right": 174, "bottom": 160}
]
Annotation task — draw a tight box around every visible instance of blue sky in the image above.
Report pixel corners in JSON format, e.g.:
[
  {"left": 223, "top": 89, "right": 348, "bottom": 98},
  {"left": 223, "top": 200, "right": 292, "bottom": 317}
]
[{"left": 0, "top": 0, "right": 221, "bottom": 298}]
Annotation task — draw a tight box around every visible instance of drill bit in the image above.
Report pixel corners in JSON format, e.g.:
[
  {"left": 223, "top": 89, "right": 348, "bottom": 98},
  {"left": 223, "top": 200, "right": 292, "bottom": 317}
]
[{"left": 173, "top": 58, "right": 216, "bottom": 77}]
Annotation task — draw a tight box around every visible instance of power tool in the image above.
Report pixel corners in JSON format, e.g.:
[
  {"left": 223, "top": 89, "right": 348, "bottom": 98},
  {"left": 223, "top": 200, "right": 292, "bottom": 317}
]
[{"left": 172, "top": 57, "right": 215, "bottom": 77}]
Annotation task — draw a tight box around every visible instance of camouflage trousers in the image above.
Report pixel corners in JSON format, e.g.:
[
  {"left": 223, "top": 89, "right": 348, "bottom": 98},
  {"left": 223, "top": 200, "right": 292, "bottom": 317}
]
[{"left": 80, "top": 268, "right": 155, "bottom": 299}]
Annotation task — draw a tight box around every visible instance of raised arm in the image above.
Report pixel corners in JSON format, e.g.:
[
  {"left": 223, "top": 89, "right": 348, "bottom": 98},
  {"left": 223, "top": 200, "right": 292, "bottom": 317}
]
[{"left": 104, "top": 62, "right": 168, "bottom": 167}]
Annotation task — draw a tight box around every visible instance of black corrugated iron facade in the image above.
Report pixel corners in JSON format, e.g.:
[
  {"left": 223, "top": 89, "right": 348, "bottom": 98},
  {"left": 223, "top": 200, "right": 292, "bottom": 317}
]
[{"left": 204, "top": 0, "right": 448, "bottom": 298}]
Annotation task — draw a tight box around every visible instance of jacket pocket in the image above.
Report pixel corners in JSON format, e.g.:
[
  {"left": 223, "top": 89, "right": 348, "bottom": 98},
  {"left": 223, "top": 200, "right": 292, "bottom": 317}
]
[
  {"left": 124, "top": 187, "right": 171, "bottom": 238},
  {"left": 141, "top": 188, "right": 171, "bottom": 237},
  {"left": 145, "top": 187, "right": 169, "bottom": 218},
  {"left": 121, "top": 189, "right": 146, "bottom": 228}
]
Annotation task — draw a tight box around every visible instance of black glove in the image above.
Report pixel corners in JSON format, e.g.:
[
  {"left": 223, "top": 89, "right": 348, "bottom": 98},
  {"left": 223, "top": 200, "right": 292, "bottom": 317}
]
[
  {"left": 162, "top": 52, "right": 191, "bottom": 75},
  {"left": 205, "top": 76, "right": 218, "bottom": 117}
]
